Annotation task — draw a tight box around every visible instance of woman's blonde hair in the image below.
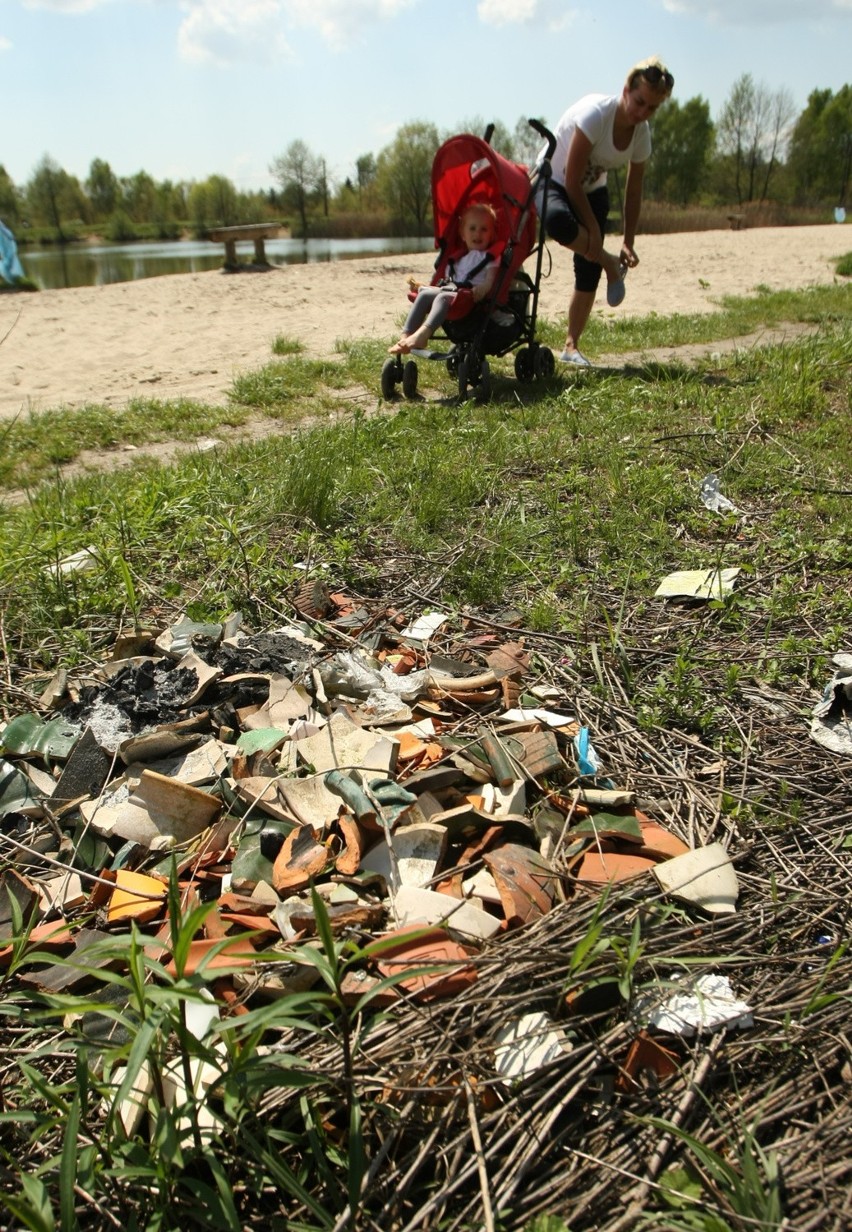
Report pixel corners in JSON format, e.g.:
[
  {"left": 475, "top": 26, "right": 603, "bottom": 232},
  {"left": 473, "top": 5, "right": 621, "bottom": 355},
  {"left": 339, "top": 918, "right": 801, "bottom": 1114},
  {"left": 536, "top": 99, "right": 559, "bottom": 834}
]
[{"left": 626, "top": 55, "right": 674, "bottom": 95}]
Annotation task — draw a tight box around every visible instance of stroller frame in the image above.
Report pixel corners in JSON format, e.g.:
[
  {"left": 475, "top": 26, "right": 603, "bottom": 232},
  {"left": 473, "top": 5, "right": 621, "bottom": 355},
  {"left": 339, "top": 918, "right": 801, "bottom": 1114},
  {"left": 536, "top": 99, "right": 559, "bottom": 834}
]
[{"left": 381, "top": 119, "right": 557, "bottom": 403}]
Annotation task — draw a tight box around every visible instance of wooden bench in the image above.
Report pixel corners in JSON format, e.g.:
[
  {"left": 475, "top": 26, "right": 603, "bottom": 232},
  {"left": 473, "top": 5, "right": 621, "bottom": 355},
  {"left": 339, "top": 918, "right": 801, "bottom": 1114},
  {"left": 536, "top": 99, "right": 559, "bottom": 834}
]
[
  {"left": 206, "top": 223, "right": 281, "bottom": 269},
  {"left": 726, "top": 213, "right": 746, "bottom": 231}
]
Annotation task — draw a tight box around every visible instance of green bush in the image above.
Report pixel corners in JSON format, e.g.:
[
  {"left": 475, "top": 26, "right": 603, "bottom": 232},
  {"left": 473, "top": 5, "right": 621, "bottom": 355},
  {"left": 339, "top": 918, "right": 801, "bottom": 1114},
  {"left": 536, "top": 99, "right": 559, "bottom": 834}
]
[{"left": 106, "top": 209, "right": 139, "bottom": 242}]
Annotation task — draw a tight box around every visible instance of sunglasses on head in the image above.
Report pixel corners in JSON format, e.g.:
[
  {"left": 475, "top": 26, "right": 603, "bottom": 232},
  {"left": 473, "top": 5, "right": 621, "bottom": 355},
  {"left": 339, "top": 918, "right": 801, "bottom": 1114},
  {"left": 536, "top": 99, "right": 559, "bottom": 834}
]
[{"left": 641, "top": 65, "right": 674, "bottom": 90}]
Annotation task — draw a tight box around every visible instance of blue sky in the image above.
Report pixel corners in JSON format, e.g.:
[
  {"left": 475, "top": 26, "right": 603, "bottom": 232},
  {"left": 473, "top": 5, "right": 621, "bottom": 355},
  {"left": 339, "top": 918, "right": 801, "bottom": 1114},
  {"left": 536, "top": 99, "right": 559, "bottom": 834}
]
[{"left": 1, "top": 0, "right": 850, "bottom": 193}]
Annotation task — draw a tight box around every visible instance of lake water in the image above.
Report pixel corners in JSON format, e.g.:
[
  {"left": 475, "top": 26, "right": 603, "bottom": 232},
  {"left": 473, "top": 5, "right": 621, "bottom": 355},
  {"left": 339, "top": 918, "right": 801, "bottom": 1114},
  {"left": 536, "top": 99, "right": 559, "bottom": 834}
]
[{"left": 20, "top": 235, "right": 436, "bottom": 291}]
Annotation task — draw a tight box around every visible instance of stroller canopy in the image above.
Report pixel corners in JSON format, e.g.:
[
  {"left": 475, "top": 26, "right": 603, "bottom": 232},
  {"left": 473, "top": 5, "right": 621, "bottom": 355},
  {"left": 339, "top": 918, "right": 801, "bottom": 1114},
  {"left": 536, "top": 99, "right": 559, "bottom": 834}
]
[{"left": 430, "top": 134, "right": 538, "bottom": 273}]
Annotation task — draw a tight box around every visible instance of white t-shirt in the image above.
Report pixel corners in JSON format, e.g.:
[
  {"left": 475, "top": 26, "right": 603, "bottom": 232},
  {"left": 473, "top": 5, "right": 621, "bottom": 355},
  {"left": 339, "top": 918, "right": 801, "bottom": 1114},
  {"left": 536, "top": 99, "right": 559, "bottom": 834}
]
[
  {"left": 447, "top": 248, "right": 494, "bottom": 286},
  {"left": 541, "top": 94, "right": 652, "bottom": 193}
]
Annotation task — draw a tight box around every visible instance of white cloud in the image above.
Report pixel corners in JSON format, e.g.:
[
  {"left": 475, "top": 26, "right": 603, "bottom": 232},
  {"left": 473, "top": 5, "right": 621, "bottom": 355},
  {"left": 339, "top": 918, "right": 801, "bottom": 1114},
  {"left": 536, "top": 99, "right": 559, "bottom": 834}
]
[
  {"left": 477, "top": 0, "right": 575, "bottom": 29},
  {"left": 177, "top": 0, "right": 418, "bottom": 62},
  {"left": 662, "top": 0, "right": 851, "bottom": 22},
  {"left": 22, "top": 0, "right": 116, "bottom": 12},
  {"left": 281, "top": 0, "right": 418, "bottom": 50},
  {"left": 0, "top": 36, "right": 12, "bottom": 51},
  {"left": 178, "top": 0, "right": 292, "bottom": 66}
]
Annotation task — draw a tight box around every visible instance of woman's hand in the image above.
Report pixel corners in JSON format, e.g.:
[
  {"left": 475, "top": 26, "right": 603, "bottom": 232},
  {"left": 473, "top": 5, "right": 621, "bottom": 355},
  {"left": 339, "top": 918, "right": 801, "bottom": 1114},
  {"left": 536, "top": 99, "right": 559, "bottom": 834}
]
[{"left": 620, "top": 243, "right": 639, "bottom": 268}]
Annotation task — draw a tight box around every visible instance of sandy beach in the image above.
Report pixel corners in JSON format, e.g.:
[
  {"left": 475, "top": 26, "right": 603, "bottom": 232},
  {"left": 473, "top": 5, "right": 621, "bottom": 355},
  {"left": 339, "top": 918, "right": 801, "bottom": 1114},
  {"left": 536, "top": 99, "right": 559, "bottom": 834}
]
[{"left": 0, "top": 224, "right": 847, "bottom": 422}]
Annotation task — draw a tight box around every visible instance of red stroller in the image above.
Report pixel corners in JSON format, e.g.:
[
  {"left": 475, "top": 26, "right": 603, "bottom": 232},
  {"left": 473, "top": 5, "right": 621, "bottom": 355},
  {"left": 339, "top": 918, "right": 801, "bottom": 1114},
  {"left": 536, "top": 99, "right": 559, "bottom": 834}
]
[{"left": 381, "top": 120, "right": 557, "bottom": 403}]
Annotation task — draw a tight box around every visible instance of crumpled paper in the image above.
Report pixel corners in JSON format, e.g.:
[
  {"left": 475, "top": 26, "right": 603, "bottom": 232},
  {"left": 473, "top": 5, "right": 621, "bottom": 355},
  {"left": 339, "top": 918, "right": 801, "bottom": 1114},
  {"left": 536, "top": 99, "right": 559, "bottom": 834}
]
[{"left": 632, "top": 972, "right": 753, "bottom": 1036}]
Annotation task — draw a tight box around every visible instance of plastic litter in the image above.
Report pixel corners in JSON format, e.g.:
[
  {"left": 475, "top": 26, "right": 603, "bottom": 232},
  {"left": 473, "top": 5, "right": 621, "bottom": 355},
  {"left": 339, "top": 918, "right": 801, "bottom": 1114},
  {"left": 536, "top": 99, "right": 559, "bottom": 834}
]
[
  {"left": 573, "top": 727, "right": 601, "bottom": 778},
  {"left": 700, "top": 473, "right": 739, "bottom": 515},
  {"left": 0, "top": 221, "right": 24, "bottom": 284},
  {"left": 810, "top": 652, "right": 852, "bottom": 757}
]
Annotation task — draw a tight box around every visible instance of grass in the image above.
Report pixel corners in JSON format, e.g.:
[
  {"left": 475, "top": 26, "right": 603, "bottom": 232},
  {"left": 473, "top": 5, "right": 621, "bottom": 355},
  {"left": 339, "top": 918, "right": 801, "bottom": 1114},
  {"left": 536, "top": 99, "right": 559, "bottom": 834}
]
[
  {"left": 0, "top": 284, "right": 850, "bottom": 1229},
  {"left": 0, "top": 282, "right": 848, "bottom": 494},
  {"left": 835, "top": 249, "right": 852, "bottom": 276},
  {"left": 0, "top": 298, "right": 849, "bottom": 680}
]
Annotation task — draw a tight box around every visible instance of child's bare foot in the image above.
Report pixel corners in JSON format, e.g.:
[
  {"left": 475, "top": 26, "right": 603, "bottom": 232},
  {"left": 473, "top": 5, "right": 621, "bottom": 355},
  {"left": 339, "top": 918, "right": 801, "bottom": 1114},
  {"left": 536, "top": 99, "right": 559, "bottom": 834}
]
[
  {"left": 405, "top": 326, "right": 431, "bottom": 351},
  {"left": 388, "top": 338, "right": 411, "bottom": 355}
]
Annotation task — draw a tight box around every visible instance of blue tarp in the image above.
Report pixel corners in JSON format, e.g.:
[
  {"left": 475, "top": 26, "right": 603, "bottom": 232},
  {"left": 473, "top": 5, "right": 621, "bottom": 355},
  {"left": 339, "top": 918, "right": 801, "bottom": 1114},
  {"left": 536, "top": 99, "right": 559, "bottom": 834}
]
[{"left": 0, "top": 220, "right": 25, "bottom": 284}]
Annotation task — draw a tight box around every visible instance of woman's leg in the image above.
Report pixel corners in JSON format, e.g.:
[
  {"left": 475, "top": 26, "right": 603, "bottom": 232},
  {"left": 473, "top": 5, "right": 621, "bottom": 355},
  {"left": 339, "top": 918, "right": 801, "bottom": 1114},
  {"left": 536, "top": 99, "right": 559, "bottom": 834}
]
[
  {"left": 536, "top": 181, "right": 621, "bottom": 278},
  {"left": 565, "top": 290, "right": 596, "bottom": 354},
  {"left": 564, "top": 186, "right": 617, "bottom": 356}
]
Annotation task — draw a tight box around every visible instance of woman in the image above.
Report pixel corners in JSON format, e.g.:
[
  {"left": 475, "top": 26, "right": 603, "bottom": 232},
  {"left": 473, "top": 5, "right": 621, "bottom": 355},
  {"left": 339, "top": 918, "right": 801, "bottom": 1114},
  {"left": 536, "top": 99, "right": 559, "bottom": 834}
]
[{"left": 535, "top": 56, "right": 674, "bottom": 366}]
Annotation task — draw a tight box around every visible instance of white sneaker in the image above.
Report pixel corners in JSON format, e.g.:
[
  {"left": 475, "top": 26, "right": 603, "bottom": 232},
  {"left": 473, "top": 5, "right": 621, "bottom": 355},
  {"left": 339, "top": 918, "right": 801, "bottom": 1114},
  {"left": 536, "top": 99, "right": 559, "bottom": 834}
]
[
  {"left": 606, "top": 263, "right": 628, "bottom": 308},
  {"left": 559, "top": 349, "right": 592, "bottom": 367}
]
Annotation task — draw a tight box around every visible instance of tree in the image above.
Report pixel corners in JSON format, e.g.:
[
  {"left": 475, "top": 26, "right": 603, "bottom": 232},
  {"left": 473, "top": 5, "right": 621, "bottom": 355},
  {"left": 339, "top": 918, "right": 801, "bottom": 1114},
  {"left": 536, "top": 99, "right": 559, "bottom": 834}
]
[
  {"left": 317, "top": 158, "right": 330, "bottom": 218},
  {"left": 513, "top": 117, "right": 548, "bottom": 169},
  {"left": 355, "top": 153, "right": 377, "bottom": 207},
  {"left": 0, "top": 165, "right": 20, "bottom": 226},
  {"left": 457, "top": 116, "right": 515, "bottom": 158},
  {"left": 715, "top": 74, "right": 795, "bottom": 203},
  {"left": 269, "top": 141, "right": 323, "bottom": 239},
  {"left": 788, "top": 85, "right": 852, "bottom": 207},
  {"left": 86, "top": 158, "right": 119, "bottom": 220},
  {"left": 26, "top": 155, "right": 88, "bottom": 239},
  {"left": 152, "top": 180, "right": 182, "bottom": 238},
  {"left": 644, "top": 96, "right": 714, "bottom": 204},
  {"left": 375, "top": 121, "right": 440, "bottom": 234},
  {"left": 205, "top": 175, "right": 239, "bottom": 227},
  {"left": 121, "top": 171, "right": 158, "bottom": 223},
  {"left": 759, "top": 85, "right": 796, "bottom": 201}
]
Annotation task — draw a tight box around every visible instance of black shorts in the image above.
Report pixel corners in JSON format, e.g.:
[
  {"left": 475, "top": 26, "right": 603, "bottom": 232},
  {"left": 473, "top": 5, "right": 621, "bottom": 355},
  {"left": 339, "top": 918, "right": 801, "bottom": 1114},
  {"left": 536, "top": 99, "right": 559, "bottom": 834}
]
[{"left": 534, "top": 180, "right": 610, "bottom": 294}]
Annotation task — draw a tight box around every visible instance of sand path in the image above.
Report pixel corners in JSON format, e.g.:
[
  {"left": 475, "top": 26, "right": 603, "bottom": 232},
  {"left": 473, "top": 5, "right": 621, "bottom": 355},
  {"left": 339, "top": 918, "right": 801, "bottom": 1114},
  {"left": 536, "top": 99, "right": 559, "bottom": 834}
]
[{"left": 0, "top": 224, "right": 847, "bottom": 422}]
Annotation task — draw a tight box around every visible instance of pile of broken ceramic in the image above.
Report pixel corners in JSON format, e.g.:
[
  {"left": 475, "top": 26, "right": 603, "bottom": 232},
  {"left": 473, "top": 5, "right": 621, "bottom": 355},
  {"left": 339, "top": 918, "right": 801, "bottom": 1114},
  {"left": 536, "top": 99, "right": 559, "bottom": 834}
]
[{"left": 0, "top": 603, "right": 744, "bottom": 1023}]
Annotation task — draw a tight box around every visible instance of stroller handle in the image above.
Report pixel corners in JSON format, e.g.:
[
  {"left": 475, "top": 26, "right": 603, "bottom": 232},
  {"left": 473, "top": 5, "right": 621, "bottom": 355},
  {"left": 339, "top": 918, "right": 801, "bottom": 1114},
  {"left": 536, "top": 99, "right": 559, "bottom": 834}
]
[{"left": 527, "top": 118, "right": 556, "bottom": 162}]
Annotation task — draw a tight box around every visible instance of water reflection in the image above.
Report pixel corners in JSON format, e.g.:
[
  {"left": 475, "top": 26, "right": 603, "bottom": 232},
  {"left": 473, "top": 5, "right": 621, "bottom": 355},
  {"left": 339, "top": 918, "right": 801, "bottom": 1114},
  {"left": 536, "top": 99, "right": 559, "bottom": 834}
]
[{"left": 21, "top": 236, "right": 436, "bottom": 291}]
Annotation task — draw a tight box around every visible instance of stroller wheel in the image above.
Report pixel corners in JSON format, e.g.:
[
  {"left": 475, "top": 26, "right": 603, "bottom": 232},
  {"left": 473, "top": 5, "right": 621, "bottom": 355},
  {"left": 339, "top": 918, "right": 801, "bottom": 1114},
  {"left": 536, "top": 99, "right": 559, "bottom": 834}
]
[
  {"left": 446, "top": 351, "right": 459, "bottom": 378},
  {"left": 514, "top": 347, "right": 535, "bottom": 383},
  {"left": 457, "top": 356, "right": 471, "bottom": 400},
  {"left": 534, "top": 346, "right": 555, "bottom": 380},
  {"left": 402, "top": 360, "right": 418, "bottom": 399},
  {"left": 381, "top": 356, "right": 399, "bottom": 400},
  {"left": 474, "top": 359, "right": 491, "bottom": 404}
]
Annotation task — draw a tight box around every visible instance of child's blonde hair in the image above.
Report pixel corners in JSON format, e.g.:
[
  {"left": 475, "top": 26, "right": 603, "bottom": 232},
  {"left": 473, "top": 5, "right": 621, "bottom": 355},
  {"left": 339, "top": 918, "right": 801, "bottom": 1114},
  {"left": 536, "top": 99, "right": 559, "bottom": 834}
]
[{"left": 460, "top": 201, "right": 498, "bottom": 228}]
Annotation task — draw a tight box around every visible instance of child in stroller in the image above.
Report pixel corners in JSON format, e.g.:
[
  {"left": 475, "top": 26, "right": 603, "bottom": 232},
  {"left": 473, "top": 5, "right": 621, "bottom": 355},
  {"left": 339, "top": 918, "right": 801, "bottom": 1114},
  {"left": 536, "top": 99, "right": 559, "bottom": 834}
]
[
  {"left": 381, "top": 122, "right": 558, "bottom": 404},
  {"left": 388, "top": 202, "right": 499, "bottom": 356}
]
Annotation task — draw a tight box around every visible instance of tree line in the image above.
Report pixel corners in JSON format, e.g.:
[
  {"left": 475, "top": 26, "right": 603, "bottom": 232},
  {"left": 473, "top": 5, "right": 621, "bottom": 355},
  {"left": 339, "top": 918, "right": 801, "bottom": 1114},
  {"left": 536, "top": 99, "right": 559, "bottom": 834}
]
[{"left": 1, "top": 75, "right": 849, "bottom": 244}]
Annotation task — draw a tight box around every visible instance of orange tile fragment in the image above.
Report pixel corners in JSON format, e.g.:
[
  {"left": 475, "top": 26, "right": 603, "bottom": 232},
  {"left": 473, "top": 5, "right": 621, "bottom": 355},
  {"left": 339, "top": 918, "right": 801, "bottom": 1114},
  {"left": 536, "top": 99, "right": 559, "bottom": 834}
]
[
  {"left": 573, "top": 846, "right": 658, "bottom": 884},
  {"left": 107, "top": 870, "right": 167, "bottom": 925},
  {"left": 375, "top": 926, "right": 477, "bottom": 1002},
  {"left": 634, "top": 811, "right": 691, "bottom": 861},
  {"left": 272, "top": 825, "right": 329, "bottom": 894},
  {"left": 616, "top": 1030, "right": 681, "bottom": 1092},
  {"left": 335, "top": 814, "right": 366, "bottom": 876},
  {"left": 219, "top": 911, "right": 280, "bottom": 935},
  {"left": 164, "top": 935, "right": 257, "bottom": 978}
]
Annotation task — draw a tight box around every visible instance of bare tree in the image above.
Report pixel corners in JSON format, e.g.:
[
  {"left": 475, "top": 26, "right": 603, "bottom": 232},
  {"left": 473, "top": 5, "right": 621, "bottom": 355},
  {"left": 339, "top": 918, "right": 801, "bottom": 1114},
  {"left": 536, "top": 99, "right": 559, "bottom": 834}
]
[
  {"left": 513, "top": 117, "right": 548, "bottom": 169},
  {"left": 269, "top": 141, "right": 322, "bottom": 239},
  {"left": 355, "top": 153, "right": 377, "bottom": 208},
  {"left": 717, "top": 74, "right": 794, "bottom": 203},
  {"left": 760, "top": 87, "right": 796, "bottom": 201}
]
